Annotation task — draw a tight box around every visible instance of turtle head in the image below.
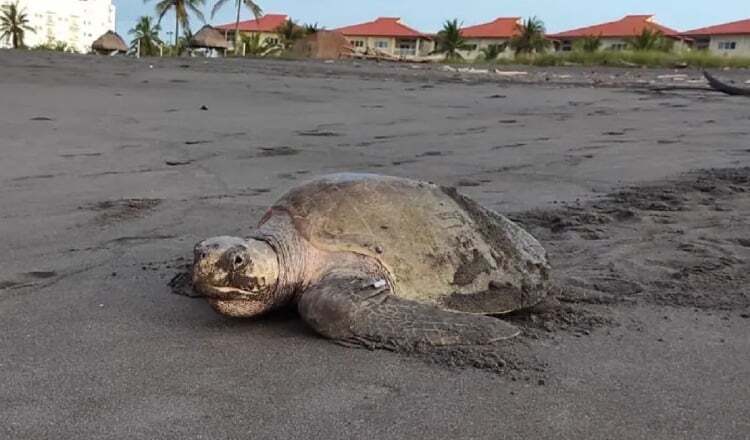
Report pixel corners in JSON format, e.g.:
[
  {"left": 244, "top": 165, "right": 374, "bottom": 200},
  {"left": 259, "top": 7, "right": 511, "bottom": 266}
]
[{"left": 192, "top": 236, "right": 280, "bottom": 317}]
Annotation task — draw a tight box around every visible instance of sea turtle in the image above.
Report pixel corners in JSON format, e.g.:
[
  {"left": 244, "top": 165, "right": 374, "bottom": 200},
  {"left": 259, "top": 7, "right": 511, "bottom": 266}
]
[{"left": 189, "top": 173, "right": 550, "bottom": 360}]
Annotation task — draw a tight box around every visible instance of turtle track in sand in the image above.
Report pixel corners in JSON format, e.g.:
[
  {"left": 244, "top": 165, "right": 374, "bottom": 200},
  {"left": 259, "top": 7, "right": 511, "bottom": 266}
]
[{"left": 511, "top": 167, "right": 750, "bottom": 313}]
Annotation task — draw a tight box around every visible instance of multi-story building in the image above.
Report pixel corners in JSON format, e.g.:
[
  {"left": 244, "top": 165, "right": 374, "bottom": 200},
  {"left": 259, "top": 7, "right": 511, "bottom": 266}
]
[
  {"left": 0, "top": 0, "right": 115, "bottom": 53},
  {"left": 683, "top": 19, "right": 750, "bottom": 56}
]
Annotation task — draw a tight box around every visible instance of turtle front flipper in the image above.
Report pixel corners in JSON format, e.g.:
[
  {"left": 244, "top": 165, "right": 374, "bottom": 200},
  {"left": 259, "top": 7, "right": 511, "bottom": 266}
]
[{"left": 298, "top": 273, "right": 520, "bottom": 372}]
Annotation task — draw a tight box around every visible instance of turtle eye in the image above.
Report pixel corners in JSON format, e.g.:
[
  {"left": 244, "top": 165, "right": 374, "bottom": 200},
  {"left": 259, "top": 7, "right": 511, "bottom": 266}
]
[{"left": 233, "top": 255, "right": 244, "bottom": 268}]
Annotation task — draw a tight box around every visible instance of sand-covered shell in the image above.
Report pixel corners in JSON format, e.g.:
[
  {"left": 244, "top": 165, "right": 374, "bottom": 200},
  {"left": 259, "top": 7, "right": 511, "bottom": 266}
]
[{"left": 268, "top": 173, "right": 549, "bottom": 314}]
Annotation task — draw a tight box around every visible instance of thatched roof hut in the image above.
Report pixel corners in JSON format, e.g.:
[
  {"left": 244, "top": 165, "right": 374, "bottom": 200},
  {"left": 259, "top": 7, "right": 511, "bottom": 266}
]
[
  {"left": 91, "top": 31, "right": 128, "bottom": 54},
  {"left": 290, "top": 31, "right": 354, "bottom": 59},
  {"left": 190, "top": 25, "right": 230, "bottom": 50}
]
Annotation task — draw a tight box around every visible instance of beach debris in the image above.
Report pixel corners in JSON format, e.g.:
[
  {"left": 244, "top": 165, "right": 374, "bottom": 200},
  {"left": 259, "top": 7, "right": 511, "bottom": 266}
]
[
  {"left": 165, "top": 159, "right": 194, "bottom": 166},
  {"left": 704, "top": 71, "right": 750, "bottom": 96},
  {"left": 657, "top": 74, "right": 689, "bottom": 81},
  {"left": 442, "top": 65, "right": 458, "bottom": 73},
  {"left": 458, "top": 67, "right": 489, "bottom": 74},
  {"left": 495, "top": 70, "right": 528, "bottom": 77}
]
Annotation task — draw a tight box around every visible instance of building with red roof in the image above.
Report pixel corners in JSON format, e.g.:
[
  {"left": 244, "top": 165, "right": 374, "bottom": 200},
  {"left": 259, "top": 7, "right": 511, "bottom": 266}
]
[
  {"left": 683, "top": 19, "right": 750, "bottom": 55},
  {"left": 548, "top": 15, "right": 686, "bottom": 52},
  {"left": 458, "top": 17, "right": 521, "bottom": 60},
  {"left": 215, "top": 14, "right": 289, "bottom": 50},
  {"left": 336, "top": 17, "right": 433, "bottom": 59}
]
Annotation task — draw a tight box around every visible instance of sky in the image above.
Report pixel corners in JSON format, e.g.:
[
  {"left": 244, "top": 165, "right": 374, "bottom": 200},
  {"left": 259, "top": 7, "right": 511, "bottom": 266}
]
[{"left": 115, "top": 0, "right": 749, "bottom": 39}]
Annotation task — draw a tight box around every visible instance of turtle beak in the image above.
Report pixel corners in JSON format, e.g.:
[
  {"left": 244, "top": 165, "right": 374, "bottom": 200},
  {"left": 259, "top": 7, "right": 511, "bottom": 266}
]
[{"left": 192, "top": 236, "right": 249, "bottom": 296}]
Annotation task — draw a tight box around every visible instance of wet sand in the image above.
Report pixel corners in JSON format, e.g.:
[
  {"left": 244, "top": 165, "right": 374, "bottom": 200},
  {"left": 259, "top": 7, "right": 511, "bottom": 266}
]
[{"left": 1, "top": 50, "right": 749, "bottom": 439}]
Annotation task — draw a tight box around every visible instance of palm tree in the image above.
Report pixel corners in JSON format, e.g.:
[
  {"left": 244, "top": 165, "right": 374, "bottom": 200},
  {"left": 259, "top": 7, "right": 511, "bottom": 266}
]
[
  {"left": 211, "top": 0, "right": 262, "bottom": 53},
  {"left": 510, "top": 17, "right": 550, "bottom": 55},
  {"left": 303, "top": 23, "right": 321, "bottom": 35},
  {"left": 275, "top": 18, "right": 303, "bottom": 50},
  {"left": 578, "top": 35, "right": 602, "bottom": 53},
  {"left": 175, "top": 27, "right": 193, "bottom": 55},
  {"left": 0, "top": 2, "right": 34, "bottom": 49},
  {"left": 240, "top": 33, "right": 280, "bottom": 56},
  {"left": 479, "top": 43, "right": 506, "bottom": 61},
  {"left": 129, "top": 16, "right": 163, "bottom": 56},
  {"left": 627, "top": 29, "right": 673, "bottom": 52},
  {"left": 434, "top": 19, "right": 471, "bottom": 59},
  {"left": 145, "top": 0, "right": 205, "bottom": 47}
]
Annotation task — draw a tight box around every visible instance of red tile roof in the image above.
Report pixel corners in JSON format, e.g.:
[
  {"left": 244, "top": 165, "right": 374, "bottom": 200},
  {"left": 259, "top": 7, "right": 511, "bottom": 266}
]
[
  {"left": 215, "top": 14, "right": 288, "bottom": 32},
  {"left": 683, "top": 18, "right": 750, "bottom": 36},
  {"left": 336, "top": 17, "right": 426, "bottom": 38},
  {"left": 460, "top": 17, "right": 521, "bottom": 38},
  {"left": 549, "top": 15, "right": 681, "bottom": 39}
]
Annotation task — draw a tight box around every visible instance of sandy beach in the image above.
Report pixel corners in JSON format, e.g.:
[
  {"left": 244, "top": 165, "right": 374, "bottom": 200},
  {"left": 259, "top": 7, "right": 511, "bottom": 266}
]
[{"left": 1, "top": 50, "right": 749, "bottom": 439}]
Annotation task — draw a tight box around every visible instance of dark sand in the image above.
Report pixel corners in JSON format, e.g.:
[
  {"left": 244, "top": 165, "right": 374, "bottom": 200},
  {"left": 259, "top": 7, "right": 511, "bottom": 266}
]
[{"left": 1, "top": 51, "right": 749, "bottom": 439}]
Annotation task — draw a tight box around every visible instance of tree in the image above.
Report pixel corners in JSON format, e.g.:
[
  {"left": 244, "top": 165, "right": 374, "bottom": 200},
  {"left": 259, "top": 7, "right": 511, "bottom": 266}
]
[
  {"left": 129, "top": 16, "right": 163, "bottom": 56},
  {"left": 434, "top": 19, "right": 471, "bottom": 60},
  {"left": 577, "top": 35, "right": 602, "bottom": 53},
  {"left": 479, "top": 43, "right": 506, "bottom": 61},
  {"left": 240, "top": 33, "right": 280, "bottom": 56},
  {"left": 0, "top": 2, "right": 34, "bottom": 49},
  {"left": 31, "top": 40, "right": 76, "bottom": 53},
  {"left": 275, "top": 18, "right": 303, "bottom": 50},
  {"left": 211, "top": 0, "right": 262, "bottom": 53},
  {"left": 303, "top": 23, "right": 321, "bottom": 35},
  {"left": 145, "top": 0, "right": 205, "bottom": 47},
  {"left": 510, "top": 17, "right": 550, "bottom": 55},
  {"left": 627, "top": 28, "right": 673, "bottom": 52}
]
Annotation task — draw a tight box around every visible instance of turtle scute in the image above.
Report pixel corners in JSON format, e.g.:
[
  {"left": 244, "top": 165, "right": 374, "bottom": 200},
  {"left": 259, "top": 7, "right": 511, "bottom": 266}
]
[{"left": 269, "top": 173, "right": 551, "bottom": 313}]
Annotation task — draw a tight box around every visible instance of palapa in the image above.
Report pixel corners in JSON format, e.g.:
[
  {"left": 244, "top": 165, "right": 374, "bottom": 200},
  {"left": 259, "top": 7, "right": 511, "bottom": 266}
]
[
  {"left": 190, "top": 26, "right": 230, "bottom": 50},
  {"left": 91, "top": 31, "right": 128, "bottom": 54}
]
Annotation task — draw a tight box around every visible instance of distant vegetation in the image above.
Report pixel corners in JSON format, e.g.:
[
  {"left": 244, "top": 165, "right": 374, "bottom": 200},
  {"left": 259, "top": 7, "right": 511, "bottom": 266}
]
[
  {"left": 576, "top": 35, "right": 602, "bottom": 53},
  {"left": 0, "top": 1, "right": 34, "bottom": 49},
  {"left": 627, "top": 29, "right": 673, "bottom": 52},
  {"left": 433, "top": 19, "right": 471, "bottom": 60},
  {"left": 31, "top": 40, "right": 77, "bottom": 53},
  {"left": 129, "top": 16, "right": 163, "bottom": 56},
  {"left": 480, "top": 50, "right": 750, "bottom": 69},
  {"left": 146, "top": 0, "right": 206, "bottom": 47},
  {"left": 510, "top": 17, "right": 550, "bottom": 55},
  {"left": 211, "top": 0, "right": 262, "bottom": 54}
]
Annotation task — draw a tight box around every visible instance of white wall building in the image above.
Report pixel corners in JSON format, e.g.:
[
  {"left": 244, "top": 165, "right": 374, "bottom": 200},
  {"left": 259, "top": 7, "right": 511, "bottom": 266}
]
[
  {"left": 0, "top": 0, "right": 115, "bottom": 53},
  {"left": 684, "top": 19, "right": 750, "bottom": 57}
]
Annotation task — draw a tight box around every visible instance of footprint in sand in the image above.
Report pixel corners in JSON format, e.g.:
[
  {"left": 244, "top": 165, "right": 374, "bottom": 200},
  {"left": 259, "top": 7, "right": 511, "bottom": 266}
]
[{"left": 258, "top": 146, "right": 300, "bottom": 157}]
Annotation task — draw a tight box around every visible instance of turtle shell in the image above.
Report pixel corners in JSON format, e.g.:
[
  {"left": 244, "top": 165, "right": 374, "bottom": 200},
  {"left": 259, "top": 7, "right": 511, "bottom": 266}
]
[{"left": 267, "top": 173, "right": 549, "bottom": 313}]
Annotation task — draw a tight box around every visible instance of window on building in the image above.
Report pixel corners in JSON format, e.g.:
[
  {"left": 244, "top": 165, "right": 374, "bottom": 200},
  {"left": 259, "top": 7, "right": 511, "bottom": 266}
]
[
  {"left": 465, "top": 44, "right": 478, "bottom": 51},
  {"left": 718, "top": 41, "right": 737, "bottom": 50},
  {"left": 375, "top": 40, "right": 389, "bottom": 49},
  {"left": 609, "top": 43, "right": 626, "bottom": 51},
  {"left": 352, "top": 40, "right": 364, "bottom": 48},
  {"left": 265, "top": 37, "right": 280, "bottom": 46},
  {"left": 694, "top": 38, "right": 710, "bottom": 50}
]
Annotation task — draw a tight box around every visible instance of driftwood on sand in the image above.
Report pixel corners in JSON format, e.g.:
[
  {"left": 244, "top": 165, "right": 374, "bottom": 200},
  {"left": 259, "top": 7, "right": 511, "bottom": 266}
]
[{"left": 704, "top": 71, "right": 750, "bottom": 96}]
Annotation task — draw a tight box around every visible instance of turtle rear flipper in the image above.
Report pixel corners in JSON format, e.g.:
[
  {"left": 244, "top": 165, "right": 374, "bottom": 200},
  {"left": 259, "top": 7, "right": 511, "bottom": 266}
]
[{"left": 298, "top": 273, "right": 520, "bottom": 372}]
